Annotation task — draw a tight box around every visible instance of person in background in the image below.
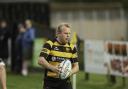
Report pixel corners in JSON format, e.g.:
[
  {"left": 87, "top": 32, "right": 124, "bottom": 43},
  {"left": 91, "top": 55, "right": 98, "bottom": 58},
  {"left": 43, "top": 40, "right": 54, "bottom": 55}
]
[
  {"left": 0, "top": 20, "right": 9, "bottom": 89},
  {"left": 15, "top": 23, "right": 26, "bottom": 74},
  {"left": 0, "top": 20, "right": 10, "bottom": 65},
  {"left": 22, "top": 19, "right": 35, "bottom": 76},
  {"left": 38, "top": 23, "right": 79, "bottom": 89}
]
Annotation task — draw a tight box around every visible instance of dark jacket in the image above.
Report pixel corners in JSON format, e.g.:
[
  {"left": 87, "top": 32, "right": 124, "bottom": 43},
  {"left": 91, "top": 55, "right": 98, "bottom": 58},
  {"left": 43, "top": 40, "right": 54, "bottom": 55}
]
[{"left": 0, "top": 27, "right": 10, "bottom": 59}]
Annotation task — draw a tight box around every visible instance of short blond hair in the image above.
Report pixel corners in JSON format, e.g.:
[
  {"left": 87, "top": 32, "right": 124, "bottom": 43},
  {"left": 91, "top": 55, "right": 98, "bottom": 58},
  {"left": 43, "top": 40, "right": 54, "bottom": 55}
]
[{"left": 56, "top": 23, "right": 71, "bottom": 34}]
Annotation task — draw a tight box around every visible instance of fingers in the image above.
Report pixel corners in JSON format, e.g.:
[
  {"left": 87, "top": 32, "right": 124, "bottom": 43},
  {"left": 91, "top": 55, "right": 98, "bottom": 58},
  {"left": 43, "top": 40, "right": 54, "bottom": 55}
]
[{"left": 51, "top": 66, "right": 61, "bottom": 74}]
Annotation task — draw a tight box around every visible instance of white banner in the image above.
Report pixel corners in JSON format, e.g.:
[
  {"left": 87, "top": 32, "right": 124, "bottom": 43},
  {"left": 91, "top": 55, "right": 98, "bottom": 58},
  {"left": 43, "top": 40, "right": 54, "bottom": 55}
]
[{"left": 84, "top": 40, "right": 107, "bottom": 74}]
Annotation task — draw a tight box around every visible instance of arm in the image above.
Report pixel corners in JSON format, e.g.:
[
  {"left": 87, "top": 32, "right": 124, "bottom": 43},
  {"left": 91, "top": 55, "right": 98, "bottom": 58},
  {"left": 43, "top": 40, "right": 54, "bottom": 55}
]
[
  {"left": 29, "top": 28, "right": 35, "bottom": 41},
  {"left": 0, "top": 64, "right": 7, "bottom": 89},
  {"left": 70, "top": 44, "right": 79, "bottom": 75},
  {"left": 70, "top": 62, "right": 79, "bottom": 76},
  {"left": 25, "top": 28, "right": 35, "bottom": 42},
  {"left": 38, "top": 57, "right": 60, "bottom": 74}
]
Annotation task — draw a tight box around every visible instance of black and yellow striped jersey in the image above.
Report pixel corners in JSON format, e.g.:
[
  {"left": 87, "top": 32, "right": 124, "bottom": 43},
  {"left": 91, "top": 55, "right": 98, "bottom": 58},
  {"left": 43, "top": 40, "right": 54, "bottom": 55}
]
[{"left": 39, "top": 39, "right": 78, "bottom": 78}]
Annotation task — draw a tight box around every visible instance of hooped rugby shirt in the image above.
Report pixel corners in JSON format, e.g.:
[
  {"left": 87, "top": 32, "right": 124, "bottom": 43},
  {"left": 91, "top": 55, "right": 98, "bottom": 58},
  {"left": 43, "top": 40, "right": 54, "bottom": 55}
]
[{"left": 39, "top": 39, "right": 78, "bottom": 78}]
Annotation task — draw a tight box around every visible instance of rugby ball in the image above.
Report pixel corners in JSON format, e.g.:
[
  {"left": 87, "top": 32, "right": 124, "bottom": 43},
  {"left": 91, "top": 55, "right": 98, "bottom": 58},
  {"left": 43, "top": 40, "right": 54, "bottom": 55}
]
[{"left": 59, "top": 60, "right": 72, "bottom": 79}]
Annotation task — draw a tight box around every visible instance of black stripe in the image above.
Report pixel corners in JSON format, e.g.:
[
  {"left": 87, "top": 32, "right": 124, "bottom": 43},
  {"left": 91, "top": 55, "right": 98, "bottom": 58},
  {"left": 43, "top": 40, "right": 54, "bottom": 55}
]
[
  {"left": 39, "top": 52, "right": 48, "bottom": 59},
  {"left": 71, "top": 58, "right": 78, "bottom": 63},
  {"left": 52, "top": 45, "right": 72, "bottom": 53},
  {"left": 47, "top": 55, "right": 71, "bottom": 62},
  {"left": 43, "top": 43, "right": 51, "bottom": 50}
]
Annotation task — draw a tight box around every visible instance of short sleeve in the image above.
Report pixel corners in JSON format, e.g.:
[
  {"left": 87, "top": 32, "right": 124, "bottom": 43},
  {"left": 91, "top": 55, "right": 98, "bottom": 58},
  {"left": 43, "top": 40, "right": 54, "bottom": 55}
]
[
  {"left": 39, "top": 42, "right": 52, "bottom": 59},
  {"left": 71, "top": 45, "right": 78, "bottom": 63}
]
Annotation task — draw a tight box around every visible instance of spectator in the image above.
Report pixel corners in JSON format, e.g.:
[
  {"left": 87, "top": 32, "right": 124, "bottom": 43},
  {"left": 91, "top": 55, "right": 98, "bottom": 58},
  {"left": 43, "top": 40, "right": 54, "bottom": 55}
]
[
  {"left": 15, "top": 23, "right": 26, "bottom": 74},
  {"left": 0, "top": 20, "right": 9, "bottom": 89},
  {"left": 0, "top": 20, "right": 10, "bottom": 65},
  {"left": 22, "top": 19, "right": 35, "bottom": 76}
]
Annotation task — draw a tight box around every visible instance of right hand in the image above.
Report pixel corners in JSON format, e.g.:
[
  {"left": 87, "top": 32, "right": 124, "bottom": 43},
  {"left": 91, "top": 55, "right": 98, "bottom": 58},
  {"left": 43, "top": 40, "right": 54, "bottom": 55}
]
[{"left": 50, "top": 65, "right": 61, "bottom": 74}]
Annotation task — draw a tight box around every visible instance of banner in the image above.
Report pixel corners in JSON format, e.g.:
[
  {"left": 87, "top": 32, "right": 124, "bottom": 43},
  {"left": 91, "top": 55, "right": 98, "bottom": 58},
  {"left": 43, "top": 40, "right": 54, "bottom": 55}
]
[
  {"left": 84, "top": 40, "right": 128, "bottom": 77},
  {"left": 84, "top": 40, "right": 107, "bottom": 74},
  {"left": 105, "top": 41, "right": 128, "bottom": 77}
]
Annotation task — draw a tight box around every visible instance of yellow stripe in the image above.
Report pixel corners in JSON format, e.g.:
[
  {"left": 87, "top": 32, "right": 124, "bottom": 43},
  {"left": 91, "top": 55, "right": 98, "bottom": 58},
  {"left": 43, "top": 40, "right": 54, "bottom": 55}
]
[
  {"left": 50, "top": 50, "right": 73, "bottom": 58},
  {"left": 46, "top": 40, "right": 75, "bottom": 50},
  {"left": 72, "top": 53, "right": 78, "bottom": 58},
  {"left": 49, "top": 61, "right": 60, "bottom": 66},
  {"left": 54, "top": 42, "right": 71, "bottom": 47},
  {"left": 70, "top": 43, "right": 74, "bottom": 50},
  {"left": 41, "top": 48, "right": 50, "bottom": 54},
  {"left": 53, "top": 41, "right": 60, "bottom": 46},
  {"left": 47, "top": 61, "right": 59, "bottom": 78},
  {"left": 46, "top": 40, "right": 53, "bottom": 47},
  {"left": 47, "top": 71, "right": 59, "bottom": 78}
]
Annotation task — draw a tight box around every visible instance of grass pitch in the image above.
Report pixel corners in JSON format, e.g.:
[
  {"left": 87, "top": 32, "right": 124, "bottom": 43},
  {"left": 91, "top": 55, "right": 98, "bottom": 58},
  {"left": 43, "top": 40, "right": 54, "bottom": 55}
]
[
  {"left": 7, "top": 71, "right": 128, "bottom": 89},
  {"left": 6, "top": 38, "right": 128, "bottom": 89}
]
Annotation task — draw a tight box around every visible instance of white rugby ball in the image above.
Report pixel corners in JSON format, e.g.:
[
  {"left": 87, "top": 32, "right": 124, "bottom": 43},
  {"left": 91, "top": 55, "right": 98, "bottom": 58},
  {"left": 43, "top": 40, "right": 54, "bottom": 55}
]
[{"left": 59, "top": 60, "right": 72, "bottom": 79}]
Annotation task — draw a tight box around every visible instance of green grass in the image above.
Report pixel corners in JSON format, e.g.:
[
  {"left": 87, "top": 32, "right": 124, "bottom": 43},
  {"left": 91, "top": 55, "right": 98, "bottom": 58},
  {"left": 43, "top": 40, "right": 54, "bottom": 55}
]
[
  {"left": 7, "top": 72, "right": 43, "bottom": 89},
  {"left": 7, "top": 71, "right": 128, "bottom": 89},
  {"left": 76, "top": 71, "right": 128, "bottom": 89}
]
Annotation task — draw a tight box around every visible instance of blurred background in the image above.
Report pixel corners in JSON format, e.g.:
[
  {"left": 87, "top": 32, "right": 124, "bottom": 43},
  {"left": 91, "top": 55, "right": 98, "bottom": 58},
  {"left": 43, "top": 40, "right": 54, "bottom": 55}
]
[{"left": 0, "top": 0, "right": 128, "bottom": 89}]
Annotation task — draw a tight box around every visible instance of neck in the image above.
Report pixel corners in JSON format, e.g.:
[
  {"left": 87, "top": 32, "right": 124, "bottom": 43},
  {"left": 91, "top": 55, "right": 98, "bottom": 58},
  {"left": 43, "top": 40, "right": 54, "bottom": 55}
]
[{"left": 56, "top": 38, "right": 66, "bottom": 45}]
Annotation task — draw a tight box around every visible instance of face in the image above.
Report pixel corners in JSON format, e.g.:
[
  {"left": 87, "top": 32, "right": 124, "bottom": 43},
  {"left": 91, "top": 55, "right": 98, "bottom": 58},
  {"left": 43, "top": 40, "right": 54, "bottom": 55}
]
[
  {"left": 57, "top": 26, "right": 71, "bottom": 44},
  {"left": 19, "top": 26, "right": 26, "bottom": 33},
  {"left": 1, "top": 21, "right": 7, "bottom": 28},
  {"left": 25, "top": 20, "right": 32, "bottom": 29}
]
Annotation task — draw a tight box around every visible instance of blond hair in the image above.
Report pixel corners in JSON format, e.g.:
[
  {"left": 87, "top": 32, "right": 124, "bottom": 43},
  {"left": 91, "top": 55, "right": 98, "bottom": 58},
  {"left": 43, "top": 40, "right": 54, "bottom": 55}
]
[{"left": 56, "top": 23, "right": 71, "bottom": 34}]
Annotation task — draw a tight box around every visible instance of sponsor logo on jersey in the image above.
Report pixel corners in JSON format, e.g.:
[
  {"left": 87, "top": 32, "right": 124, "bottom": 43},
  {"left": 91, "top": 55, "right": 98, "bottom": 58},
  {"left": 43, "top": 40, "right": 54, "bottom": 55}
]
[{"left": 54, "top": 47, "right": 59, "bottom": 51}]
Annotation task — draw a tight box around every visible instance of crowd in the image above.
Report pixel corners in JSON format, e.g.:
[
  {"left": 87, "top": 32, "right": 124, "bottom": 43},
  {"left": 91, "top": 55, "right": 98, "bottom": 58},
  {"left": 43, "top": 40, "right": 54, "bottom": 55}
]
[{"left": 0, "top": 19, "right": 35, "bottom": 89}]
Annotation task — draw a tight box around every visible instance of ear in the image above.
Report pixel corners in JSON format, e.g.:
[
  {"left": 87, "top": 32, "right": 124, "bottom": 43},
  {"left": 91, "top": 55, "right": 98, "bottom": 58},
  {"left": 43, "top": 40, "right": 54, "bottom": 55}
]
[{"left": 56, "top": 31, "right": 61, "bottom": 37}]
